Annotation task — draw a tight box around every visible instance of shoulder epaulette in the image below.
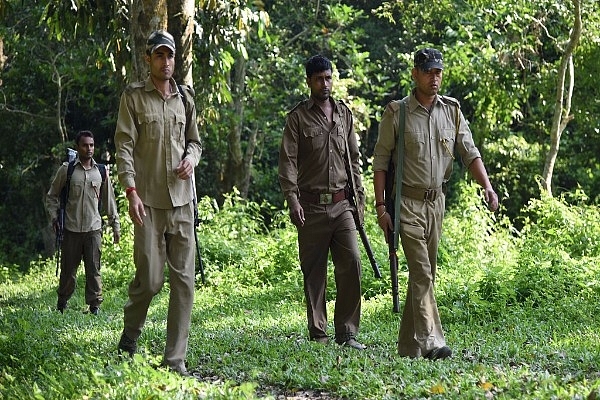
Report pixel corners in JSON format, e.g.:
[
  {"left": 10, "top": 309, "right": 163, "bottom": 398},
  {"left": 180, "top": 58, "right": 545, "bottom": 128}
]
[
  {"left": 287, "top": 100, "right": 307, "bottom": 115},
  {"left": 441, "top": 95, "right": 461, "bottom": 108},
  {"left": 386, "top": 98, "right": 407, "bottom": 113},
  {"left": 124, "top": 81, "right": 145, "bottom": 93}
]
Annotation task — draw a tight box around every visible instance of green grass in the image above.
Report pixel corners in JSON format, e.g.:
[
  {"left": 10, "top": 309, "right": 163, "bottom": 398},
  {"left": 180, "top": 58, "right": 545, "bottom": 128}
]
[{"left": 2, "top": 185, "right": 600, "bottom": 399}]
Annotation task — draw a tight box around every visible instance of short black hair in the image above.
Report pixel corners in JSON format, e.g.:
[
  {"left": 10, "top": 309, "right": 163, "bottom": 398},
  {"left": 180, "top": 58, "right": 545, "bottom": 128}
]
[
  {"left": 305, "top": 55, "right": 332, "bottom": 78},
  {"left": 75, "top": 130, "right": 94, "bottom": 145}
]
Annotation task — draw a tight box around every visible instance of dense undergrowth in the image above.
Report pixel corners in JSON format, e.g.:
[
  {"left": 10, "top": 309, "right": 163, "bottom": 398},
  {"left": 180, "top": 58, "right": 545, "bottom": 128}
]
[{"left": 1, "top": 179, "right": 600, "bottom": 399}]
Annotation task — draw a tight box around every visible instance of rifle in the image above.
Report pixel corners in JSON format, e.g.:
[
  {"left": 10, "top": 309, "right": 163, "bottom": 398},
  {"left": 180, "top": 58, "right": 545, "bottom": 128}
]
[
  {"left": 347, "top": 185, "right": 382, "bottom": 279},
  {"left": 55, "top": 208, "right": 64, "bottom": 277},
  {"left": 386, "top": 99, "right": 407, "bottom": 313},
  {"left": 179, "top": 84, "right": 206, "bottom": 285},
  {"left": 385, "top": 160, "right": 400, "bottom": 313},
  {"left": 55, "top": 148, "right": 77, "bottom": 277},
  {"left": 342, "top": 132, "right": 381, "bottom": 279},
  {"left": 192, "top": 174, "right": 206, "bottom": 285}
]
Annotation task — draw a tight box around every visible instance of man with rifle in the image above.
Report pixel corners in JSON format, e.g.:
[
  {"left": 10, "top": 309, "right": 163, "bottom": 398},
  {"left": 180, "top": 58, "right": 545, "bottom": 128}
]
[
  {"left": 279, "top": 54, "right": 367, "bottom": 350},
  {"left": 46, "top": 130, "right": 120, "bottom": 315},
  {"left": 372, "top": 48, "right": 498, "bottom": 360}
]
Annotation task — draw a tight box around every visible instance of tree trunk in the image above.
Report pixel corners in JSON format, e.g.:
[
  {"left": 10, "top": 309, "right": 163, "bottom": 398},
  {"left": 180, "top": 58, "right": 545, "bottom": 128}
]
[
  {"left": 168, "top": 0, "right": 195, "bottom": 87},
  {"left": 129, "top": 0, "right": 168, "bottom": 82},
  {"left": 541, "top": 0, "right": 582, "bottom": 195},
  {"left": 223, "top": 56, "right": 247, "bottom": 196}
]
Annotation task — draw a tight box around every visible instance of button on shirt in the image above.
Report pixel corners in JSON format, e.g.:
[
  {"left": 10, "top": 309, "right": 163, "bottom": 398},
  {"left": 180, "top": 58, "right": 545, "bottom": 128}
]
[
  {"left": 278, "top": 97, "right": 363, "bottom": 203},
  {"left": 372, "top": 93, "right": 481, "bottom": 188},
  {"left": 115, "top": 78, "right": 202, "bottom": 209},
  {"left": 46, "top": 159, "right": 120, "bottom": 233}
]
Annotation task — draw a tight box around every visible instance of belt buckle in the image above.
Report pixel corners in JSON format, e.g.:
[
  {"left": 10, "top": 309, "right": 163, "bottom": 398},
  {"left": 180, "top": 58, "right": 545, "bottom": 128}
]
[
  {"left": 319, "top": 193, "right": 333, "bottom": 204},
  {"left": 424, "top": 189, "right": 437, "bottom": 202}
]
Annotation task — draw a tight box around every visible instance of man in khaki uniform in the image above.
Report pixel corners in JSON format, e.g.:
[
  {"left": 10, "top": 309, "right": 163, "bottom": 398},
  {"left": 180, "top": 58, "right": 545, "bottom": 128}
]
[
  {"left": 279, "top": 55, "right": 367, "bottom": 350},
  {"left": 373, "top": 48, "right": 499, "bottom": 359},
  {"left": 114, "top": 30, "right": 202, "bottom": 376},
  {"left": 46, "top": 130, "right": 120, "bottom": 315}
]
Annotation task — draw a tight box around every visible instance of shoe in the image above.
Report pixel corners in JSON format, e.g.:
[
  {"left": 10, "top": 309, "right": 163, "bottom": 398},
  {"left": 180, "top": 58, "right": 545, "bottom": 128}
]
[
  {"left": 338, "top": 338, "right": 366, "bottom": 350},
  {"left": 424, "top": 346, "right": 452, "bottom": 360},
  {"left": 311, "top": 336, "right": 329, "bottom": 344},
  {"left": 57, "top": 300, "right": 67, "bottom": 313},
  {"left": 89, "top": 306, "right": 99, "bottom": 315},
  {"left": 117, "top": 332, "right": 137, "bottom": 357},
  {"left": 163, "top": 362, "right": 190, "bottom": 377}
]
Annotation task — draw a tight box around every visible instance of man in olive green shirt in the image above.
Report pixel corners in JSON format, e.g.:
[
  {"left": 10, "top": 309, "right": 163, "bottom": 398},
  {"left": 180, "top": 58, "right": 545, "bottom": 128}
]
[
  {"left": 279, "top": 55, "right": 366, "bottom": 350},
  {"left": 373, "top": 48, "right": 498, "bottom": 360},
  {"left": 114, "top": 30, "right": 202, "bottom": 376},
  {"left": 46, "top": 130, "right": 120, "bottom": 315}
]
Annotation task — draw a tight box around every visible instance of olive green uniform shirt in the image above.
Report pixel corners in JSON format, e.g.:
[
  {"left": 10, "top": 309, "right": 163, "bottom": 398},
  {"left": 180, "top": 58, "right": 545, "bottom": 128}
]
[
  {"left": 278, "top": 97, "right": 364, "bottom": 204},
  {"left": 115, "top": 78, "right": 202, "bottom": 209},
  {"left": 372, "top": 93, "right": 481, "bottom": 186},
  {"left": 46, "top": 158, "right": 120, "bottom": 233}
]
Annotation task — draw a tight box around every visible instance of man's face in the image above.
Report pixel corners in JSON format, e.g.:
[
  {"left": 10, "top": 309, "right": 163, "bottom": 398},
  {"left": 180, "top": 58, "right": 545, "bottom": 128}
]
[
  {"left": 146, "top": 46, "right": 175, "bottom": 81},
  {"left": 412, "top": 67, "right": 443, "bottom": 97},
  {"left": 77, "top": 136, "right": 94, "bottom": 161},
  {"left": 307, "top": 69, "right": 333, "bottom": 101}
]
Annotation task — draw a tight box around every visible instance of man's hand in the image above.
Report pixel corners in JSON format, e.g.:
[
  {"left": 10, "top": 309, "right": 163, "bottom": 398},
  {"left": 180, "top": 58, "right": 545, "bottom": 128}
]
[
  {"left": 113, "top": 229, "right": 121, "bottom": 244},
  {"left": 174, "top": 158, "right": 193, "bottom": 180},
  {"left": 127, "top": 191, "right": 146, "bottom": 226},
  {"left": 288, "top": 198, "right": 305, "bottom": 227},
  {"left": 377, "top": 208, "right": 393, "bottom": 243},
  {"left": 483, "top": 188, "right": 499, "bottom": 212}
]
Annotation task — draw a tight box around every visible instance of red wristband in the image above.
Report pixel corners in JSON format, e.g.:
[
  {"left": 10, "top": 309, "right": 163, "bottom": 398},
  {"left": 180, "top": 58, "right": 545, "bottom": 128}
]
[
  {"left": 126, "top": 187, "right": 136, "bottom": 196},
  {"left": 375, "top": 201, "right": 385, "bottom": 207}
]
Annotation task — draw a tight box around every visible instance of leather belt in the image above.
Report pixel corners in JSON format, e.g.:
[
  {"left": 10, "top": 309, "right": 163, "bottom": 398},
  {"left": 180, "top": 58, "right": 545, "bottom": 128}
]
[
  {"left": 402, "top": 185, "right": 442, "bottom": 202},
  {"left": 300, "top": 189, "right": 346, "bottom": 205}
]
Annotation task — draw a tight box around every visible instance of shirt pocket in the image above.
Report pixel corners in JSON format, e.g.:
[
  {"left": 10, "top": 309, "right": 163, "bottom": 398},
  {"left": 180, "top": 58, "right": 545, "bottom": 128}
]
[
  {"left": 90, "top": 180, "right": 102, "bottom": 200},
  {"left": 302, "top": 126, "right": 326, "bottom": 152},
  {"left": 405, "top": 130, "right": 426, "bottom": 160},
  {"left": 438, "top": 128, "right": 456, "bottom": 159},
  {"left": 137, "top": 112, "right": 162, "bottom": 142},
  {"left": 173, "top": 112, "right": 186, "bottom": 143},
  {"left": 334, "top": 125, "right": 346, "bottom": 155}
]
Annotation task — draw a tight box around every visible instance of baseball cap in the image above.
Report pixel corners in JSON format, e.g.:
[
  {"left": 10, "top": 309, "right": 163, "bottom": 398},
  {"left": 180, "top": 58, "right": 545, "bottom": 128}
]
[
  {"left": 146, "top": 30, "right": 176, "bottom": 55},
  {"left": 414, "top": 48, "right": 444, "bottom": 71}
]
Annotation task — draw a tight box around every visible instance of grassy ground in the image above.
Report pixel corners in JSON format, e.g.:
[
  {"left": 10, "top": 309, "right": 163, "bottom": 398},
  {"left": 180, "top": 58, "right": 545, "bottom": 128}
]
[
  {"left": 2, "top": 188, "right": 600, "bottom": 399},
  {"left": 2, "top": 256, "right": 600, "bottom": 399}
]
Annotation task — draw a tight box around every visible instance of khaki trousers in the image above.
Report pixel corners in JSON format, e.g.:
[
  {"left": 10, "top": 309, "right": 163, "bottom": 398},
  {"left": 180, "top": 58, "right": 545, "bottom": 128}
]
[
  {"left": 397, "top": 195, "right": 446, "bottom": 357},
  {"left": 297, "top": 199, "right": 362, "bottom": 342},
  {"left": 58, "top": 229, "right": 103, "bottom": 307},
  {"left": 123, "top": 202, "right": 195, "bottom": 370}
]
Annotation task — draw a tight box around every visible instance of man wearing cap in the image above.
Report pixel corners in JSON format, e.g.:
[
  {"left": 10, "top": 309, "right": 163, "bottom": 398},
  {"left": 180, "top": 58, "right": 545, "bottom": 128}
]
[
  {"left": 278, "top": 55, "right": 367, "bottom": 350},
  {"left": 372, "top": 48, "right": 498, "bottom": 360},
  {"left": 114, "top": 30, "right": 202, "bottom": 376}
]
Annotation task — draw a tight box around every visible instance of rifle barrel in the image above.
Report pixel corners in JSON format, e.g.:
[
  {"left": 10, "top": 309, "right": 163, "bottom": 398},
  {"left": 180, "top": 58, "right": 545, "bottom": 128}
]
[
  {"left": 388, "top": 229, "right": 400, "bottom": 313},
  {"left": 357, "top": 224, "right": 382, "bottom": 278}
]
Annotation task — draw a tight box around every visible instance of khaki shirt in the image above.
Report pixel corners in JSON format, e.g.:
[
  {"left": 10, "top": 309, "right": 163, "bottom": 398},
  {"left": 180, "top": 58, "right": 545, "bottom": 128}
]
[
  {"left": 373, "top": 92, "right": 481, "bottom": 188},
  {"left": 278, "top": 97, "right": 364, "bottom": 204},
  {"left": 46, "top": 158, "right": 120, "bottom": 233},
  {"left": 115, "top": 78, "right": 202, "bottom": 209}
]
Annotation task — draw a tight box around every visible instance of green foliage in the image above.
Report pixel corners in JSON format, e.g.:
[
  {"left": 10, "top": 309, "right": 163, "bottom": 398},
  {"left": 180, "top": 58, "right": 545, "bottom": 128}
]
[{"left": 3, "top": 190, "right": 600, "bottom": 398}]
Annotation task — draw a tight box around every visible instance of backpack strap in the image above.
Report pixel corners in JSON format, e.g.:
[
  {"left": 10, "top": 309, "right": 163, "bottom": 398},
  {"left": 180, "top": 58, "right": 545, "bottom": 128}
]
[{"left": 59, "top": 161, "right": 76, "bottom": 211}]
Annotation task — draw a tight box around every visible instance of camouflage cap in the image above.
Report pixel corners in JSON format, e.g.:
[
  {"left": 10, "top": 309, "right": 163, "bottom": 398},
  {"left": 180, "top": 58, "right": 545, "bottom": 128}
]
[
  {"left": 414, "top": 48, "right": 443, "bottom": 71},
  {"left": 146, "top": 30, "right": 176, "bottom": 55}
]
